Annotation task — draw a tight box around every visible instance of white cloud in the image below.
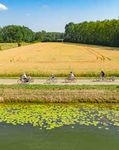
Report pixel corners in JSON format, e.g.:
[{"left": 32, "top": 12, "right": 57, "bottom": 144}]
[{"left": 0, "top": 3, "right": 8, "bottom": 11}]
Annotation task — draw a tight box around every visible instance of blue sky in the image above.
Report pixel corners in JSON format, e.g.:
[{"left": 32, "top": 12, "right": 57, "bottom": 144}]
[{"left": 0, "top": 0, "right": 119, "bottom": 32}]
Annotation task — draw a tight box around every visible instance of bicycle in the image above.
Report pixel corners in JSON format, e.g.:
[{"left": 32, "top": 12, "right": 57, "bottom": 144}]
[
  {"left": 64, "top": 77, "right": 77, "bottom": 83},
  {"left": 17, "top": 76, "right": 34, "bottom": 84},
  {"left": 92, "top": 76, "right": 116, "bottom": 82},
  {"left": 46, "top": 77, "right": 57, "bottom": 84},
  {"left": 107, "top": 76, "right": 116, "bottom": 82}
]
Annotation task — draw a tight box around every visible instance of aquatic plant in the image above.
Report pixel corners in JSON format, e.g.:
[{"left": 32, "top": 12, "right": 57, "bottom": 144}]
[{"left": 0, "top": 103, "right": 119, "bottom": 130}]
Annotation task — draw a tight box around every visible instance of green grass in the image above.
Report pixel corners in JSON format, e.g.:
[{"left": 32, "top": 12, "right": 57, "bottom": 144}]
[
  {"left": 0, "top": 84, "right": 119, "bottom": 90},
  {"left": 0, "top": 43, "right": 29, "bottom": 51}
]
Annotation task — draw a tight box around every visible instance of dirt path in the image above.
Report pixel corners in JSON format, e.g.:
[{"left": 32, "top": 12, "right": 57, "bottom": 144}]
[{"left": 0, "top": 79, "right": 119, "bottom": 85}]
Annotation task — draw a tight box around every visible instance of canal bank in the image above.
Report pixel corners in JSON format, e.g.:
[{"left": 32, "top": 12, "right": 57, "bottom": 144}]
[{"left": 0, "top": 84, "right": 119, "bottom": 103}]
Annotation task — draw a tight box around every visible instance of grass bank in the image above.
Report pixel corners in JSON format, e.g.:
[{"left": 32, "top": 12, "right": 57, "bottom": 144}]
[
  {"left": 0, "top": 84, "right": 119, "bottom": 103},
  {"left": 0, "top": 43, "right": 30, "bottom": 51}
]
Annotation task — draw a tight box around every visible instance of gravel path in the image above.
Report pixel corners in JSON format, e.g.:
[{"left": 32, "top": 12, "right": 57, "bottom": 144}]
[{"left": 0, "top": 79, "right": 119, "bottom": 85}]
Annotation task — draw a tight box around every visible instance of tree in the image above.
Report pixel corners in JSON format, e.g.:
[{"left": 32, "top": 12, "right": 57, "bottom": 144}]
[
  {"left": 34, "top": 31, "right": 64, "bottom": 42},
  {"left": 1, "top": 25, "right": 34, "bottom": 43},
  {"left": 64, "top": 19, "right": 119, "bottom": 47}
]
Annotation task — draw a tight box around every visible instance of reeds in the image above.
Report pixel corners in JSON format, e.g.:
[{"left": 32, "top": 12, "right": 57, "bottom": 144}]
[{"left": 0, "top": 88, "right": 119, "bottom": 103}]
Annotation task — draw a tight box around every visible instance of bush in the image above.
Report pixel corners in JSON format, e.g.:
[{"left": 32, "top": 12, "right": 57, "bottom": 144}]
[
  {"left": 0, "top": 45, "right": 2, "bottom": 50},
  {"left": 18, "top": 43, "right": 21, "bottom": 47}
]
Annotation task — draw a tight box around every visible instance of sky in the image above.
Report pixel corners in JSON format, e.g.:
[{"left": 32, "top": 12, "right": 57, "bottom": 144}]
[{"left": 0, "top": 0, "right": 119, "bottom": 32}]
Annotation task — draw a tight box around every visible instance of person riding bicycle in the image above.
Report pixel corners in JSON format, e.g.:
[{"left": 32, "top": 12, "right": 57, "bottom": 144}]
[
  {"left": 46, "top": 74, "right": 57, "bottom": 84},
  {"left": 68, "top": 72, "right": 75, "bottom": 80},
  {"left": 50, "top": 74, "right": 56, "bottom": 80},
  {"left": 100, "top": 71, "right": 106, "bottom": 81},
  {"left": 21, "top": 73, "right": 29, "bottom": 82}
]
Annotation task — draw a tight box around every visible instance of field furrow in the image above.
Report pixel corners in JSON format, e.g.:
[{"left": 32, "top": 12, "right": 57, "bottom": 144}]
[{"left": 0, "top": 42, "right": 119, "bottom": 77}]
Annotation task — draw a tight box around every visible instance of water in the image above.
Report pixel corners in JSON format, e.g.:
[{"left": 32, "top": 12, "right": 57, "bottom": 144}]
[{"left": 0, "top": 103, "right": 119, "bottom": 150}]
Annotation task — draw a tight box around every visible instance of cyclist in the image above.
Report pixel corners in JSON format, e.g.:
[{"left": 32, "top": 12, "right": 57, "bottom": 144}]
[
  {"left": 100, "top": 71, "right": 106, "bottom": 81},
  {"left": 51, "top": 74, "right": 56, "bottom": 80},
  {"left": 21, "top": 73, "right": 29, "bottom": 82},
  {"left": 68, "top": 72, "right": 75, "bottom": 80}
]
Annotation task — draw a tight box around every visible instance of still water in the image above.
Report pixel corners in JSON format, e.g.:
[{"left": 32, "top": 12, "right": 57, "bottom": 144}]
[{"left": 0, "top": 103, "right": 119, "bottom": 150}]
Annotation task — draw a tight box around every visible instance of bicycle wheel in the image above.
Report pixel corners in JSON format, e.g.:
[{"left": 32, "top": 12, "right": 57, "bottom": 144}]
[
  {"left": 46, "top": 79, "right": 51, "bottom": 84},
  {"left": 29, "top": 78, "right": 34, "bottom": 83},
  {"left": 64, "top": 78, "right": 69, "bottom": 83},
  {"left": 109, "top": 76, "right": 115, "bottom": 82},
  {"left": 17, "top": 79, "right": 22, "bottom": 84},
  {"left": 52, "top": 78, "right": 57, "bottom": 83},
  {"left": 92, "top": 78, "right": 100, "bottom": 82}
]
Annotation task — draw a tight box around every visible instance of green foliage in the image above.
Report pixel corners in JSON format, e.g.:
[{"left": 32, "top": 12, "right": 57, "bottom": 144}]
[
  {"left": 18, "top": 43, "right": 21, "bottom": 47},
  {"left": 1, "top": 19, "right": 119, "bottom": 46},
  {"left": 0, "top": 43, "right": 29, "bottom": 51},
  {"left": 64, "top": 19, "right": 119, "bottom": 47},
  {"left": 0, "top": 103, "right": 119, "bottom": 130},
  {"left": 0, "top": 25, "right": 34, "bottom": 43},
  {"left": 34, "top": 31, "right": 64, "bottom": 42},
  {"left": 0, "top": 26, "right": 64, "bottom": 43}
]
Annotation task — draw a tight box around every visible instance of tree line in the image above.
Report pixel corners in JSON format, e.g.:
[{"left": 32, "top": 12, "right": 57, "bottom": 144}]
[
  {"left": 0, "top": 25, "right": 64, "bottom": 43},
  {"left": 1, "top": 20, "right": 119, "bottom": 47},
  {"left": 64, "top": 19, "right": 119, "bottom": 47}
]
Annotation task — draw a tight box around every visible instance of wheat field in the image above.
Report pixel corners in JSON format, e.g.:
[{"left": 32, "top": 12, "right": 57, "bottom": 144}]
[{"left": 0, "top": 42, "right": 119, "bottom": 77}]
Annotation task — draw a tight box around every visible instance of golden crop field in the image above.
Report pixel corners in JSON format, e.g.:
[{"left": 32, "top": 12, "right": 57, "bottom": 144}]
[{"left": 0, "top": 42, "right": 119, "bottom": 77}]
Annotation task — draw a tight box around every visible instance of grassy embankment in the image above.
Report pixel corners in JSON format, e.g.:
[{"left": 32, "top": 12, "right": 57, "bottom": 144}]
[
  {"left": 0, "top": 43, "right": 29, "bottom": 51},
  {"left": 0, "top": 42, "right": 119, "bottom": 77},
  {"left": 0, "top": 42, "right": 119, "bottom": 103},
  {"left": 0, "top": 84, "right": 119, "bottom": 103}
]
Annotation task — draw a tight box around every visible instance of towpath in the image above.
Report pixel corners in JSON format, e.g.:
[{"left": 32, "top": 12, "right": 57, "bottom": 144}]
[{"left": 0, "top": 79, "right": 119, "bottom": 85}]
